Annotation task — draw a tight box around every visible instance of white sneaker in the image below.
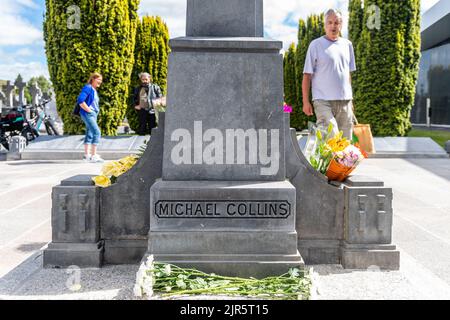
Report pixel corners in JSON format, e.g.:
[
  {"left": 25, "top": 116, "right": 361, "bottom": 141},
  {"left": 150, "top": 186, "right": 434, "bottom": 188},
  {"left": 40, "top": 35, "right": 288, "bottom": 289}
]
[
  {"left": 83, "top": 154, "right": 91, "bottom": 162},
  {"left": 90, "top": 154, "right": 104, "bottom": 163}
]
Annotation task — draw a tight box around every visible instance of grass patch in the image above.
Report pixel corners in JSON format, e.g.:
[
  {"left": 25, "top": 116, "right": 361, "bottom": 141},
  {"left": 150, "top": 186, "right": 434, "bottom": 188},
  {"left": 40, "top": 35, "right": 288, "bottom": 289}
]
[{"left": 408, "top": 128, "right": 450, "bottom": 148}]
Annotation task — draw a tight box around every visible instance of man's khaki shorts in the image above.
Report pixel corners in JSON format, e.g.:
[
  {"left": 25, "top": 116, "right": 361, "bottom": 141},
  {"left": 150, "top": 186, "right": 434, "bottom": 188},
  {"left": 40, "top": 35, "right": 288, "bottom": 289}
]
[{"left": 313, "top": 99, "right": 354, "bottom": 139}]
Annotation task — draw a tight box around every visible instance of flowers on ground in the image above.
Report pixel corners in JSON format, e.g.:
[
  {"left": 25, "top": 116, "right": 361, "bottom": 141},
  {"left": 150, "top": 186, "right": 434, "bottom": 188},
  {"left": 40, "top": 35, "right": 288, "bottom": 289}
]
[{"left": 134, "top": 256, "right": 312, "bottom": 300}]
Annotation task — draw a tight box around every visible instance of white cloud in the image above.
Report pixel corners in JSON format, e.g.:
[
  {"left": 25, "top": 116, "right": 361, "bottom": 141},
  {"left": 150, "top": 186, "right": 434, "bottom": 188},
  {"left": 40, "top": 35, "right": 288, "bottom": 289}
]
[
  {"left": 0, "top": 14, "right": 42, "bottom": 45},
  {"left": 16, "top": 48, "right": 33, "bottom": 57},
  {"left": 0, "top": 62, "right": 49, "bottom": 82},
  {"left": 0, "top": 0, "right": 43, "bottom": 45},
  {"left": 16, "top": 0, "right": 40, "bottom": 9},
  {"left": 139, "top": 0, "right": 187, "bottom": 38}
]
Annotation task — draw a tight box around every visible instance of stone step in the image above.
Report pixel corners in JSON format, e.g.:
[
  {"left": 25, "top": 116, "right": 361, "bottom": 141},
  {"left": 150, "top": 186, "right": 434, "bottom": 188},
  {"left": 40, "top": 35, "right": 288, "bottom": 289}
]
[
  {"left": 149, "top": 253, "right": 305, "bottom": 278},
  {"left": 149, "top": 231, "right": 299, "bottom": 255}
]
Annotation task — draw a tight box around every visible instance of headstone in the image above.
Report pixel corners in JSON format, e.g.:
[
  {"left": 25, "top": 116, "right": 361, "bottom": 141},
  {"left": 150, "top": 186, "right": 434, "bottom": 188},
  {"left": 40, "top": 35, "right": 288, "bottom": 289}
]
[
  {"left": 445, "top": 140, "right": 450, "bottom": 154},
  {"left": 29, "top": 83, "right": 42, "bottom": 107},
  {"left": 15, "top": 76, "right": 27, "bottom": 106},
  {"left": 2, "top": 81, "right": 15, "bottom": 107},
  {"left": 145, "top": 0, "right": 303, "bottom": 277}
]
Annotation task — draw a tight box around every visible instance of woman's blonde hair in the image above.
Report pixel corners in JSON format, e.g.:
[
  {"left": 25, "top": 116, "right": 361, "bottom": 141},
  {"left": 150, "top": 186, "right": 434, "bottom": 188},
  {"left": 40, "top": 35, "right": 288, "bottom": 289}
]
[{"left": 88, "top": 72, "right": 103, "bottom": 84}]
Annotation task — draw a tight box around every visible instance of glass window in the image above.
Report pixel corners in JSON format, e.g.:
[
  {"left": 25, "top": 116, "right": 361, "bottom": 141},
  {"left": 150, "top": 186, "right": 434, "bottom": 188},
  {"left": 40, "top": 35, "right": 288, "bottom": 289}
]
[{"left": 412, "top": 42, "right": 450, "bottom": 125}]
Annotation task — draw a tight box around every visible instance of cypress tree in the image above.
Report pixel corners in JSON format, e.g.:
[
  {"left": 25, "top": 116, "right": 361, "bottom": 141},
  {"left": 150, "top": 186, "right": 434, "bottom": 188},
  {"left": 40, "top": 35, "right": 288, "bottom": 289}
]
[
  {"left": 348, "top": 0, "right": 364, "bottom": 96},
  {"left": 348, "top": 0, "right": 364, "bottom": 46},
  {"left": 354, "top": 0, "right": 421, "bottom": 136},
  {"left": 283, "top": 43, "right": 297, "bottom": 111},
  {"left": 126, "top": 15, "right": 170, "bottom": 132},
  {"left": 44, "top": 0, "right": 140, "bottom": 135}
]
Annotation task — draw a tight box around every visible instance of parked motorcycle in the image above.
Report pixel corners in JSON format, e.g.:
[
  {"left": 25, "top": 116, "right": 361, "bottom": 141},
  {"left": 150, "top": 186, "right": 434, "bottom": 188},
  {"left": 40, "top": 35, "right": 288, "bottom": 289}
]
[{"left": 0, "top": 99, "right": 60, "bottom": 150}]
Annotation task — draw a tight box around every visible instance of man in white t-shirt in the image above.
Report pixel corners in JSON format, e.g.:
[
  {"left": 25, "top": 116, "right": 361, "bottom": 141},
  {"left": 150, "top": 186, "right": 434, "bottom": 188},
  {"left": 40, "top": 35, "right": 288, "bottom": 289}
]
[{"left": 302, "top": 9, "right": 356, "bottom": 139}]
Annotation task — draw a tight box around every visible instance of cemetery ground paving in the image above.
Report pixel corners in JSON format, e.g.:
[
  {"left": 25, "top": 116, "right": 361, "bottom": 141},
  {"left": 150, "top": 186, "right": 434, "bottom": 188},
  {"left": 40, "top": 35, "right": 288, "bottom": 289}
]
[{"left": 0, "top": 158, "right": 450, "bottom": 300}]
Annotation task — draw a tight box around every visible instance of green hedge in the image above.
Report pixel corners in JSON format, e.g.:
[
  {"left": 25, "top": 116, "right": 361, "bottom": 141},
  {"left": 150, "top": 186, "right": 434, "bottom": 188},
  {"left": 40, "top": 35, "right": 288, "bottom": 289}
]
[
  {"left": 44, "top": 0, "right": 140, "bottom": 135},
  {"left": 351, "top": 0, "right": 421, "bottom": 136},
  {"left": 126, "top": 16, "right": 170, "bottom": 132}
]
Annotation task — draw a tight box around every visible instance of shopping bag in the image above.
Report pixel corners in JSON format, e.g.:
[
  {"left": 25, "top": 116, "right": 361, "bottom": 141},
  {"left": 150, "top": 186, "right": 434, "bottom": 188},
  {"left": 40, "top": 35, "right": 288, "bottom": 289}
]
[{"left": 352, "top": 116, "right": 376, "bottom": 154}]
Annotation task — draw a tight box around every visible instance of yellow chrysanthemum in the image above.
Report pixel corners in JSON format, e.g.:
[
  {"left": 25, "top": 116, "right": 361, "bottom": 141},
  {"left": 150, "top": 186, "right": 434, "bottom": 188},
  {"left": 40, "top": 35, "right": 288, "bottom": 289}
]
[
  {"left": 119, "top": 156, "right": 137, "bottom": 169},
  {"left": 111, "top": 164, "right": 127, "bottom": 177},
  {"left": 101, "top": 161, "right": 118, "bottom": 176},
  {"left": 92, "top": 175, "right": 112, "bottom": 188}
]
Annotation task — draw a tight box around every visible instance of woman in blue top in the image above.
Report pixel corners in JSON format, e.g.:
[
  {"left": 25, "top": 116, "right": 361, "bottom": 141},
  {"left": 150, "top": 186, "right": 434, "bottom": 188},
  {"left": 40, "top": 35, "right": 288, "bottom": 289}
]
[{"left": 77, "top": 72, "right": 104, "bottom": 162}]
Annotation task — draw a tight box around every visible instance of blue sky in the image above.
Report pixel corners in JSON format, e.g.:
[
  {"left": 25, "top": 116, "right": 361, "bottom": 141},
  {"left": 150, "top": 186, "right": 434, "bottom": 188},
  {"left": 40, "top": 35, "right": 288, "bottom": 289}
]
[{"left": 0, "top": 0, "right": 441, "bottom": 82}]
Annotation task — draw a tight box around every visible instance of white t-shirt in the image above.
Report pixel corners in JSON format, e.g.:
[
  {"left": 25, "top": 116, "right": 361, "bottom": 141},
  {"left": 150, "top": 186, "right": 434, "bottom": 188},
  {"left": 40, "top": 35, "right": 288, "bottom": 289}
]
[{"left": 303, "top": 36, "right": 356, "bottom": 101}]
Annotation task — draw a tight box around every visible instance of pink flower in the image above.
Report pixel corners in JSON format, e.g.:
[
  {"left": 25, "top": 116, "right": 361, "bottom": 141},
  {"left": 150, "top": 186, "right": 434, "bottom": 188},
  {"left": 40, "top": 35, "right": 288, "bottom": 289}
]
[{"left": 283, "top": 104, "right": 293, "bottom": 113}]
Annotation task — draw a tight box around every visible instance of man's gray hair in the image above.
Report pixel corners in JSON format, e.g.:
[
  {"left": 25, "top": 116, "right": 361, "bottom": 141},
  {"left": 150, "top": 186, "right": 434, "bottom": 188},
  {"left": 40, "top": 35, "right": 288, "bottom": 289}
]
[
  {"left": 325, "top": 9, "right": 343, "bottom": 22},
  {"left": 139, "top": 72, "right": 151, "bottom": 80}
]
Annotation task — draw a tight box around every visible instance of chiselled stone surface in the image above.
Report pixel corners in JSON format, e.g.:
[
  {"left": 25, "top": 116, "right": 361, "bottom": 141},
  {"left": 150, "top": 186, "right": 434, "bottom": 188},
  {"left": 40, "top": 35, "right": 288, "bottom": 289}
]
[
  {"left": 162, "top": 39, "right": 285, "bottom": 181},
  {"left": 186, "top": 0, "right": 263, "bottom": 37},
  {"left": 344, "top": 187, "right": 393, "bottom": 245},
  {"left": 51, "top": 184, "right": 100, "bottom": 243}
]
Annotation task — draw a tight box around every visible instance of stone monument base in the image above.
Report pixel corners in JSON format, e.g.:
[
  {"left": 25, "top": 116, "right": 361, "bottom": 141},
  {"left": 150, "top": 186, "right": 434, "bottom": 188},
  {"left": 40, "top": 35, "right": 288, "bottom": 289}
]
[
  {"left": 43, "top": 242, "right": 104, "bottom": 268},
  {"left": 146, "top": 180, "right": 304, "bottom": 277},
  {"left": 341, "top": 242, "right": 400, "bottom": 270}
]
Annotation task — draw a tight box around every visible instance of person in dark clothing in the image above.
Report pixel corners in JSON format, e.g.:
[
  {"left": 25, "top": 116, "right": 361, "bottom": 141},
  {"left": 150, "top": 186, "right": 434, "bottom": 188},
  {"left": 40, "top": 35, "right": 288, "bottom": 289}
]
[{"left": 133, "top": 73, "right": 162, "bottom": 135}]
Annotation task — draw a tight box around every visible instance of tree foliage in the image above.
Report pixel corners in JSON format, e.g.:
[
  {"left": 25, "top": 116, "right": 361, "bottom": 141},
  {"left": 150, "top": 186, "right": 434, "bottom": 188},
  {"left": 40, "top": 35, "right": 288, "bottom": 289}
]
[
  {"left": 351, "top": 0, "right": 421, "bottom": 136},
  {"left": 283, "top": 43, "right": 297, "bottom": 110},
  {"left": 126, "top": 15, "right": 170, "bottom": 132},
  {"left": 284, "top": 14, "right": 324, "bottom": 130},
  {"left": 44, "top": 0, "right": 140, "bottom": 135}
]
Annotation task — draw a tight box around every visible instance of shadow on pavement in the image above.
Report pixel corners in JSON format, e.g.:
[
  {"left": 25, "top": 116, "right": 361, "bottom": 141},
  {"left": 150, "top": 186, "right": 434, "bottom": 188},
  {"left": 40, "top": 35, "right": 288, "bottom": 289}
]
[{"left": 0, "top": 250, "right": 139, "bottom": 300}]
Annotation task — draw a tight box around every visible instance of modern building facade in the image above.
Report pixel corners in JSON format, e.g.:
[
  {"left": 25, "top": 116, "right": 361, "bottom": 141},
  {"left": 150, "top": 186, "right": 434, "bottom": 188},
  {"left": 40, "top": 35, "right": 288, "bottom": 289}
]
[{"left": 412, "top": 0, "right": 450, "bottom": 127}]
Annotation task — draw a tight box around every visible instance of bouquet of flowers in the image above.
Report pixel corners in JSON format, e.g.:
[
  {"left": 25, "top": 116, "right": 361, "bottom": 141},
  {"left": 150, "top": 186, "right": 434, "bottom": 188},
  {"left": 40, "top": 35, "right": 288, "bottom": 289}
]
[
  {"left": 304, "top": 123, "right": 367, "bottom": 181},
  {"left": 92, "top": 155, "right": 138, "bottom": 187}
]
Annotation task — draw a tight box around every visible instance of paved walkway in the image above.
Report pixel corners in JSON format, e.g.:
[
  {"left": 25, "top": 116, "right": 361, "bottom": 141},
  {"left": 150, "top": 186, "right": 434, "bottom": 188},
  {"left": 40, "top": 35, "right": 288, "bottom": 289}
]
[{"left": 0, "top": 158, "right": 449, "bottom": 300}]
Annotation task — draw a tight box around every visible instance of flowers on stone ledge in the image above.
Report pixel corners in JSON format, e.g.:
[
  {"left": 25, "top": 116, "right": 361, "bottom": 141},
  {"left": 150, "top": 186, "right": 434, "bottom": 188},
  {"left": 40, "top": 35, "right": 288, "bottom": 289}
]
[
  {"left": 92, "top": 155, "right": 138, "bottom": 187},
  {"left": 304, "top": 123, "right": 367, "bottom": 181}
]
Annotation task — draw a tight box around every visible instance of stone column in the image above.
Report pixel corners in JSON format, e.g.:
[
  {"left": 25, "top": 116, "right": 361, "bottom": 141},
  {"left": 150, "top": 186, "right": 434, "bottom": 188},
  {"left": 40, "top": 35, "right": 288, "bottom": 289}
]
[{"left": 145, "top": 0, "right": 304, "bottom": 278}]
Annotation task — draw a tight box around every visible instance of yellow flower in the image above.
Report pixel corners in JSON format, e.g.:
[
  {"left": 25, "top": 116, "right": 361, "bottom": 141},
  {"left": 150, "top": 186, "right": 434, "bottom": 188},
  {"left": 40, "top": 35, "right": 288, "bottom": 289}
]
[
  {"left": 101, "top": 161, "right": 118, "bottom": 176},
  {"left": 119, "top": 155, "right": 137, "bottom": 168},
  {"left": 327, "top": 131, "right": 350, "bottom": 153},
  {"left": 92, "top": 175, "right": 111, "bottom": 188}
]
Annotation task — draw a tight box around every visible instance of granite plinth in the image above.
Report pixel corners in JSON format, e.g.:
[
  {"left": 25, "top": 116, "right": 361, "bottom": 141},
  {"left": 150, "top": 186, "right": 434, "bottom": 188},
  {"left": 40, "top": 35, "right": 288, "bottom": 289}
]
[
  {"left": 147, "top": 180, "right": 303, "bottom": 276},
  {"left": 163, "top": 38, "right": 285, "bottom": 181}
]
